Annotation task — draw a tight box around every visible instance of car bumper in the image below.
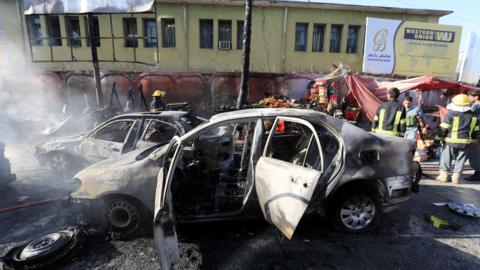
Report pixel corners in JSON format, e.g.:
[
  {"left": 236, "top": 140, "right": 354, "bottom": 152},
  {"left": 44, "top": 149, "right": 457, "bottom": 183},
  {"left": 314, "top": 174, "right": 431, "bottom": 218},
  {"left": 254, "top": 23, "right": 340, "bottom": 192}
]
[{"left": 382, "top": 175, "right": 414, "bottom": 206}]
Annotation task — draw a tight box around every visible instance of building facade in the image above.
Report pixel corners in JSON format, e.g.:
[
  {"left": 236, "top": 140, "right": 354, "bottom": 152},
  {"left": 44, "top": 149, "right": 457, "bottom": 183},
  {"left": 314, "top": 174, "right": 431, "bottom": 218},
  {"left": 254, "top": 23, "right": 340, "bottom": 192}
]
[{"left": 1, "top": 0, "right": 450, "bottom": 74}]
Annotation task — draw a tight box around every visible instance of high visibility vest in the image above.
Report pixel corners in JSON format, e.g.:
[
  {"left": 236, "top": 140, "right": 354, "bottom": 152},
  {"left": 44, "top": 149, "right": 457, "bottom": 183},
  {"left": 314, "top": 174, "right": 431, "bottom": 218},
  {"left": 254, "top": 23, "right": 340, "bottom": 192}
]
[
  {"left": 372, "top": 101, "right": 407, "bottom": 137},
  {"left": 437, "top": 110, "right": 480, "bottom": 147}
]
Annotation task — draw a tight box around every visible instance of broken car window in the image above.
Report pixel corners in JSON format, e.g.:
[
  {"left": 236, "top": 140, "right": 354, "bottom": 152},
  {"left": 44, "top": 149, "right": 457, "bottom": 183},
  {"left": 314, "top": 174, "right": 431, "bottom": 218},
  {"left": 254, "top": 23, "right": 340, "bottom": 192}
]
[
  {"left": 91, "top": 120, "right": 134, "bottom": 143},
  {"left": 265, "top": 120, "right": 321, "bottom": 169},
  {"left": 143, "top": 120, "right": 179, "bottom": 144}
]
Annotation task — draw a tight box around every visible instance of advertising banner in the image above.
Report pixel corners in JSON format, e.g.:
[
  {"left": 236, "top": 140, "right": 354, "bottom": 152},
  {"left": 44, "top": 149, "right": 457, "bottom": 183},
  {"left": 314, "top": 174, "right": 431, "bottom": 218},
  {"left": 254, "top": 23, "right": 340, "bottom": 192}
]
[
  {"left": 23, "top": 0, "right": 154, "bottom": 15},
  {"left": 458, "top": 30, "right": 480, "bottom": 84},
  {"left": 363, "top": 17, "right": 462, "bottom": 78}
]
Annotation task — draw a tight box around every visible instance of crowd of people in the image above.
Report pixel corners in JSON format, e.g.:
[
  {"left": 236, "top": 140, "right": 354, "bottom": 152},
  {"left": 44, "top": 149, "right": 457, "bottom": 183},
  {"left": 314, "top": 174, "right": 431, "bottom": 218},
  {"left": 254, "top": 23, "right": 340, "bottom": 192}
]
[{"left": 372, "top": 87, "right": 480, "bottom": 184}]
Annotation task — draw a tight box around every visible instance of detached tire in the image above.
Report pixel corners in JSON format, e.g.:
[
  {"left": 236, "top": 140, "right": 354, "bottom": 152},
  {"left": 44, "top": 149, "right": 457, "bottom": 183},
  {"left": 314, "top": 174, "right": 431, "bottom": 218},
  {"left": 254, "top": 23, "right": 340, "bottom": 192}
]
[
  {"left": 99, "top": 196, "right": 147, "bottom": 238},
  {"left": 328, "top": 188, "right": 381, "bottom": 233},
  {"left": 3, "top": 228, "right": 86, "bottom": 270}
]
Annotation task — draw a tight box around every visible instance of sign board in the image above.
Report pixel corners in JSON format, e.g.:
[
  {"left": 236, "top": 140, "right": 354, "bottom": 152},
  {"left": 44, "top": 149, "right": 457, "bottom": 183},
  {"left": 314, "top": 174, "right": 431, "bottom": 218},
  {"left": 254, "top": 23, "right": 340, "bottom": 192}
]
[
  {"left": 458, "top": 30, "right": 480, "bottom": 84},
  {"left": 23, "top": 0, "right": 154, "bottom": 15},
  {"left": 363, "top": 17, "right": 462, "bottom": 78}
]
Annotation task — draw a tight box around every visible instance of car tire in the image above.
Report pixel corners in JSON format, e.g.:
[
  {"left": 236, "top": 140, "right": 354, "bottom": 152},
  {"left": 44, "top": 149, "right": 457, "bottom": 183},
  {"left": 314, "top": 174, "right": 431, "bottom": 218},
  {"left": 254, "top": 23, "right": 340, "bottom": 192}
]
[
  {"left": 99, "top": 196, "right": 148, "bottom": 238},
  {"left": 3, "top": 228, "right": 86, "bottom": 270},
  {"left": 328, "top": 188, "right": 382, "bottom": 233}
]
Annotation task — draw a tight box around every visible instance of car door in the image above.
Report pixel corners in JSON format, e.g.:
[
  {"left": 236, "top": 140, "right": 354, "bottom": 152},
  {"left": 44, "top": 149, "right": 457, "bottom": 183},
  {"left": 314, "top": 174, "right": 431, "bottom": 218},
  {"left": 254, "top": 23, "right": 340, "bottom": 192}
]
[
  {"left": 153, "top": 137, "right": 182, "bottom": 270},
  {"left": 153, "top": 118, "right": 264, "bottom": 269},
  {"left": 255, "top": 116, "right": 324, "bottom": 239},
  {"left": 78, "top": 119, "right": 136, "bottom": 162}
]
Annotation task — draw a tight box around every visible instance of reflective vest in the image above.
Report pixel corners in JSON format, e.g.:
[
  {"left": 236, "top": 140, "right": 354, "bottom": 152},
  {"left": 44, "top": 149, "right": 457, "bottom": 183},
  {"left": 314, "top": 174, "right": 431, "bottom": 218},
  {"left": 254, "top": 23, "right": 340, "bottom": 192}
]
[
  {"left": 372, "top": 100, "right": 407, "bottom": 137},
  {"left": 437, "top": 110, "right": 480, "bottom": 148}
]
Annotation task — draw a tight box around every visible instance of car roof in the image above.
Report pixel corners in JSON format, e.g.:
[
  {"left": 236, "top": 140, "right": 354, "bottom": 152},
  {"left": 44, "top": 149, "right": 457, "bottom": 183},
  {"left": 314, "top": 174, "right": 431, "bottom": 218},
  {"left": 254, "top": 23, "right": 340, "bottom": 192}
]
[
  {"left": 210, "top": 108, "right": 329, "bottom": 121},
  {"left": 110, "top": 111, "right": 189, "bottom": 121}
]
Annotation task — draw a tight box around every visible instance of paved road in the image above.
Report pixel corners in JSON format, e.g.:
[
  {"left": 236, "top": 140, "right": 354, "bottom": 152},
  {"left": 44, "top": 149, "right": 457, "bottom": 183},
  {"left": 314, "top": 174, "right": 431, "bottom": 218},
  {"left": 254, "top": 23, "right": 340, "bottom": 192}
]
[{"left": 1, "top": 144, "right": 480, "bottom": 269}]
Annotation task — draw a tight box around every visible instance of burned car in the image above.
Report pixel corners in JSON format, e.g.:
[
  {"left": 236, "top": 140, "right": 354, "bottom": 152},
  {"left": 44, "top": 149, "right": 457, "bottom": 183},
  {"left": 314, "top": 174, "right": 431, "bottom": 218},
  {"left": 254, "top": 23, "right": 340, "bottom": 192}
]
[
  {"left": 71, "top": 108, "right": 415, "bottom": 243},
  {"left": 36, "top": 111, "right": 198, "bottom": 175}
]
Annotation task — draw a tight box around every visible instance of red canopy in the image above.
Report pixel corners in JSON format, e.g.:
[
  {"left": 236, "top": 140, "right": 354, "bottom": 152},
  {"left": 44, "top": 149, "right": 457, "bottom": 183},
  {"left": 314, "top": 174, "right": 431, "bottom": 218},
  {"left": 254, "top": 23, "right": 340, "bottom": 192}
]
[{"left": 344, "top": 74, "right": 480, "bottom": 121}]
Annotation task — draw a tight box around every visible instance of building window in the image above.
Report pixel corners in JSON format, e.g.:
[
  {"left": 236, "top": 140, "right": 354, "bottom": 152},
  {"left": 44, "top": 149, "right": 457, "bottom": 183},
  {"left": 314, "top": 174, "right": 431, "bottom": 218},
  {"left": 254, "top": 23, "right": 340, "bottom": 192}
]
[
  {"left": 161, "top": 18, "right": 175, "bottom": 48},
  {"left": 295, "top": 23, "right": 308, "bottom": 52},
  {"left": 199, "top": 19, "right": 213, "bottom": 49},
  {"left": 27, "top": 15, "right": 43, "bottom": 46},
  {"left": 123, "top": 18, "right": 138, "bottom": 48},
  {"left": 330, "top": 24, "right": 343, "bottom": 53},
  {"left": 143, "top": 18, "right": 158, "bottom": 48},
  {"left": 347, "top": 25, "right": 360, "bottom": 53},
  {"left": 46, "top": 15, "right": 62, "bottom": 46},
  {"left": 237, "top": 20, "right": 244, "bottom": 49},
  {"left": 312, "top": 24, "right": 325, "bottom": 52},
  {"left": 65, "top": 16, "right": 81, "bottom": 47},
  {"left": 218, "top": 20, "right": 232, "bottom": 49},
  {"left": 83, "top": 16, "right": 100, "bottom": 47}
]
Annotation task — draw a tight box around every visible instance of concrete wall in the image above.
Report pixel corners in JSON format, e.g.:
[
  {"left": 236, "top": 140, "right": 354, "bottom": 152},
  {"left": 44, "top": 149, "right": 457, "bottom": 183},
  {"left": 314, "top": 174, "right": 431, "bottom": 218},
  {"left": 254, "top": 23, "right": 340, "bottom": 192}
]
[{"left": 0, "top": 0, "right": 441, "bottom": 74}]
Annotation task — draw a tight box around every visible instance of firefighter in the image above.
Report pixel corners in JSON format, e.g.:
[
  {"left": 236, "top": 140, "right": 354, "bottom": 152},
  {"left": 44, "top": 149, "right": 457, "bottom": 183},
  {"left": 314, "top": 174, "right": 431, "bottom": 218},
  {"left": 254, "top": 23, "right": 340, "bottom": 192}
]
[
  {"left": 372, "top": 87, "right": 406, "bottom": 137},
  {"left": 435, "top": 94, "right": 480, "bottom": 184},
  {"left": 465, "top": 89, "right": 480, "bottom": 181},
  {"left": 150, "top": 90, "right": 166, "bottom": 112}
]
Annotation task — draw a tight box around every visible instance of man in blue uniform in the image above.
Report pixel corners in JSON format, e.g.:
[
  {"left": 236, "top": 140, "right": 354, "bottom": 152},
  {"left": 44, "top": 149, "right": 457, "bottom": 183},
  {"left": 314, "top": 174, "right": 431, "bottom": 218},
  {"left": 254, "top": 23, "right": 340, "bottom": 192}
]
[{"left": 403, "top": 95, "right": 426, "bottom": 141}]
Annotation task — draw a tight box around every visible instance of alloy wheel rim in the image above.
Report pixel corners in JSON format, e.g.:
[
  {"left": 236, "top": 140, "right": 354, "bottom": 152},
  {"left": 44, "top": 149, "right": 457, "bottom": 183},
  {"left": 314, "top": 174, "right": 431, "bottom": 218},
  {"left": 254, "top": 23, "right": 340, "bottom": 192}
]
[{"left": 340, "top": 195, "right": 376, "bottom": 230}]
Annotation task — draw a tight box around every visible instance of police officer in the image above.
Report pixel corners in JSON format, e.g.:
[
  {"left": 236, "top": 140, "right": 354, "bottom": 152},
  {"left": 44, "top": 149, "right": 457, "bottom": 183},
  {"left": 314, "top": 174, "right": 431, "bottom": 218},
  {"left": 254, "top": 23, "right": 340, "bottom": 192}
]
[
  {"left": 465, "top": 89, "right": 480, "bottom": 181},
  {"left": 372, "top": 87, "right": 407, "bottom": 137},
  {"left": 436, "top": 94, "right": 480, "bottom": 184},
  {"left": 150, "top": 89, "right": 166, "bottom": 112}
]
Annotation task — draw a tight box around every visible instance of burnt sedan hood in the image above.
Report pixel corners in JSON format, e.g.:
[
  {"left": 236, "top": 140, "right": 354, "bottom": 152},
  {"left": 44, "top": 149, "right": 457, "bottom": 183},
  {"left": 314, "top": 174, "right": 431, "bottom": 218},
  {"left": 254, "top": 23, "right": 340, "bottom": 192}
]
[{"left": 36, "top": 133, "right": 86, "bottom": 154}]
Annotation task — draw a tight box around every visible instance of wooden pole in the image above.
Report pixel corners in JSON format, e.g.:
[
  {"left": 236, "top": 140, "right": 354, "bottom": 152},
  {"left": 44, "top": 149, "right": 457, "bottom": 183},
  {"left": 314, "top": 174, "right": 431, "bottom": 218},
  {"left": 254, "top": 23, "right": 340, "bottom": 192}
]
[
  {"left": 87, "top": 13, "right": 104, "bottom": 109},
  {"left": 236, "top": 0, "right": 253, "bottom": 109}
]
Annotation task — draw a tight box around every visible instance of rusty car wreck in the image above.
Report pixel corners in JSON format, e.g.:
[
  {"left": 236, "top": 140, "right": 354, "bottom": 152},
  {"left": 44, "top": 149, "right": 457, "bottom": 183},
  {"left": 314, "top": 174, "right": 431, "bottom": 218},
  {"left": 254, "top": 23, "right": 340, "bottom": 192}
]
[{"left": 70, "top": 108, "right": 416, "bottom": 249}]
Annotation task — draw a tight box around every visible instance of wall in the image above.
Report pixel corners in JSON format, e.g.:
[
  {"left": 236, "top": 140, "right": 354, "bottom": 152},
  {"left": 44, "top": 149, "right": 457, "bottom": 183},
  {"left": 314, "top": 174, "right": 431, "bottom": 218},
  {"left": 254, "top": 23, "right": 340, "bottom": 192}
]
[{"left": 0, "top": 0, "right": 441, "bottom": 74}]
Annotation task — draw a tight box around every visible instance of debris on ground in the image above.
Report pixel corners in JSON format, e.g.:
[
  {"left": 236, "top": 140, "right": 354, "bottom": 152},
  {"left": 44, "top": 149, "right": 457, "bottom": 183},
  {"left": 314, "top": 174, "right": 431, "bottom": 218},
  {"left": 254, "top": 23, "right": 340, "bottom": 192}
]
[{"left": 424, "top": 214, "right": 460, "bottom": 230}]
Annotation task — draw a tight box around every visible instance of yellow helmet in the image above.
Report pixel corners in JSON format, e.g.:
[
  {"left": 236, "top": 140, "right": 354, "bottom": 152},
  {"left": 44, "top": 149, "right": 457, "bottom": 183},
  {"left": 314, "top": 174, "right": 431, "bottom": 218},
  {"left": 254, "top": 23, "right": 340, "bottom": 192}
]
[
  {"left": 152, "top": 90, "right": 166, "bottom": 97},
  {"left": 451, "top": 94, "right": 470, "bottom": 106}
]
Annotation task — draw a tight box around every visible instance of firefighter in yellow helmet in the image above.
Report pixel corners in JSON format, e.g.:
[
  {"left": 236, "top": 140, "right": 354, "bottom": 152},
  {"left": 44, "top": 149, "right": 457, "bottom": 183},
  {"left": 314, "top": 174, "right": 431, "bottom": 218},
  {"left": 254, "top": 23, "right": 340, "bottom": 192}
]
[
  {"left": 435, "top": 94, "right": 480, "bottom": 184},
  {"left": 150, "top": 90, "right": 166, "bottom": 112}
]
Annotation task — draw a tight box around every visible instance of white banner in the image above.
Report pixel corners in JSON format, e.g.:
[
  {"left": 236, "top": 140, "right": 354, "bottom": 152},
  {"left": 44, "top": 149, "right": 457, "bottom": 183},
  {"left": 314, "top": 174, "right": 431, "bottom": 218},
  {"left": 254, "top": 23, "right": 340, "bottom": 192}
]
[
  {"left": 458, "top": 30, "right": 480, "bottom": 84},
  {"left": 362, "top": 17, "right": 403, "bottom": 74}
]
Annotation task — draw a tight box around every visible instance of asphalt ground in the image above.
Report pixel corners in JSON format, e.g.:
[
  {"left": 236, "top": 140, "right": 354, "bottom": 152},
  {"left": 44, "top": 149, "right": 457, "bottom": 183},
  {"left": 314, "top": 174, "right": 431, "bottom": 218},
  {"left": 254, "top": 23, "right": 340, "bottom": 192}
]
[{"left": 1, "top": 144, "right": 480, "bottom": 270}]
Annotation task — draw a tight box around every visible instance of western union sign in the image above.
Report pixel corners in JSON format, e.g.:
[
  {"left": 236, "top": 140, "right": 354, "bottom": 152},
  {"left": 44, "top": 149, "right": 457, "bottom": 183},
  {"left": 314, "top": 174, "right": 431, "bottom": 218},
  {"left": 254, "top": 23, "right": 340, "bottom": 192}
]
[
  {"left": 363, "top": 17, "right": 462, "bottom": 78},
  {"left": 404, "top": 28, "right": 455, "bottom": 43}
]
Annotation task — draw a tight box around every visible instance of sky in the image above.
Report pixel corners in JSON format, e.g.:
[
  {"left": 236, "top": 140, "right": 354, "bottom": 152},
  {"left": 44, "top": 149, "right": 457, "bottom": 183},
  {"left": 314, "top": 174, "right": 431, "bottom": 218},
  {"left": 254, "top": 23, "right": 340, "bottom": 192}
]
[{"left": 295, "top": 0, "right": 480, "bottom": 51}]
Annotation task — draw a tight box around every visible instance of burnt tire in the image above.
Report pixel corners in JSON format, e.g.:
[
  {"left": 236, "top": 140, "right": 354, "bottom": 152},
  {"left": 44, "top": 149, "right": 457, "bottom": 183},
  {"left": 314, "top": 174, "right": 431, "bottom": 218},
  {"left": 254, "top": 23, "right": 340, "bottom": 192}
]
[
  {"left": 99, "top": 196, "right": 147, "bottom": 238},
  {"left": 2, "top": 228, "right": 86, "bottom": 270},
  {"left": 328, "top": 188, "right": 382, "bottom": 233}
]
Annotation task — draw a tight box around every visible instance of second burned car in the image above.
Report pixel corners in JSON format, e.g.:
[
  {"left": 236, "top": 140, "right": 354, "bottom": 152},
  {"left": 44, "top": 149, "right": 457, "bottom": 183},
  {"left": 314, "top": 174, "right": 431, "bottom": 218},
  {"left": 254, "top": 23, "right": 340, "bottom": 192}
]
[{"left": 71, "top": 108, "right": 416, "bottom": 244}]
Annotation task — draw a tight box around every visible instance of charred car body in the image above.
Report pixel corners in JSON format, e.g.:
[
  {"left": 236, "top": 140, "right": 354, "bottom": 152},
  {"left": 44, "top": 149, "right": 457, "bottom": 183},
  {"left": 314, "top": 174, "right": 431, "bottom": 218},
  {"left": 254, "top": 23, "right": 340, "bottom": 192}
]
[
  {"left": 71, "top": 109, "right": 416, "bottom": 244},
  {"left": 36, "top": 111, "right": 198, "bottom": 175}
]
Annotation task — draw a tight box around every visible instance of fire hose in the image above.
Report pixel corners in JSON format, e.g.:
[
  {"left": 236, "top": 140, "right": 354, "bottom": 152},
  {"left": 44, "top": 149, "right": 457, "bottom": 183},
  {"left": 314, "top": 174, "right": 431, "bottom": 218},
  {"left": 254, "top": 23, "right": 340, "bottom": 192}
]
[{"left": 0, "top": 196, "right": 68, "bottom": 213}]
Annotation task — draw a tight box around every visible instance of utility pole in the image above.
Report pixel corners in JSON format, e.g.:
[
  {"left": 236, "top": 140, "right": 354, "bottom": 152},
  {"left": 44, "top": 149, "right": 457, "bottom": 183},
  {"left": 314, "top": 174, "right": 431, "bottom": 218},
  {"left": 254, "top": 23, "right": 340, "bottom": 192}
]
[
  {"left": 236, "top": 0, "right": 253, "bottom": 109},
  {"left": 87, "top": 13, "right": 104, "bottom": 109}
]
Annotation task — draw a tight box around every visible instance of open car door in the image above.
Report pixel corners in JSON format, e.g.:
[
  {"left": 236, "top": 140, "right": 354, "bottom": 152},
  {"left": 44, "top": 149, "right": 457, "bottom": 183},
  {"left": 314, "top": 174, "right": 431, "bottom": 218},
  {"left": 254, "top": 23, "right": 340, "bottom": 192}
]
[
  {"left": 153, "top": 137, "right": 182, "bottom": 270},
  {"left": 255, "top": 117, "right": 324, "bottom": 239}
]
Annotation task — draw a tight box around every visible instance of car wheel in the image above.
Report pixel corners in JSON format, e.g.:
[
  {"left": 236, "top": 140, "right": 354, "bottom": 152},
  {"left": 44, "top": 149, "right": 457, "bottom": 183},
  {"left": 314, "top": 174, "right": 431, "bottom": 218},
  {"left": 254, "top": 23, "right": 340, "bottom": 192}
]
[
  {"left": 329, "top": 189, "right": 381, "bottom": 233},
  {"left": 3, "top": 228, "right": 86, "bottom": 270},
  {"left": 100, "top": 197, "right": 144, "bottom": 238}
]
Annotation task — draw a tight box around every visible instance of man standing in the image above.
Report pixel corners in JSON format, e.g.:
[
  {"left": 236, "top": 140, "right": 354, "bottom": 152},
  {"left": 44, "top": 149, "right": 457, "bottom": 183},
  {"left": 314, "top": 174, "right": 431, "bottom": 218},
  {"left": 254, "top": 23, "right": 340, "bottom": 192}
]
[
  {"left": 403, "top": 95, "right": 426, "bottom": 141},
  {"left": 372, "top": 87, "right": 407, "bottom": 137},
  {"left": 465, "top": 89, "right": 480, "bottom": 181},
  {"left": 436, "top": 94, "right": 480, "bottom": 184}
]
